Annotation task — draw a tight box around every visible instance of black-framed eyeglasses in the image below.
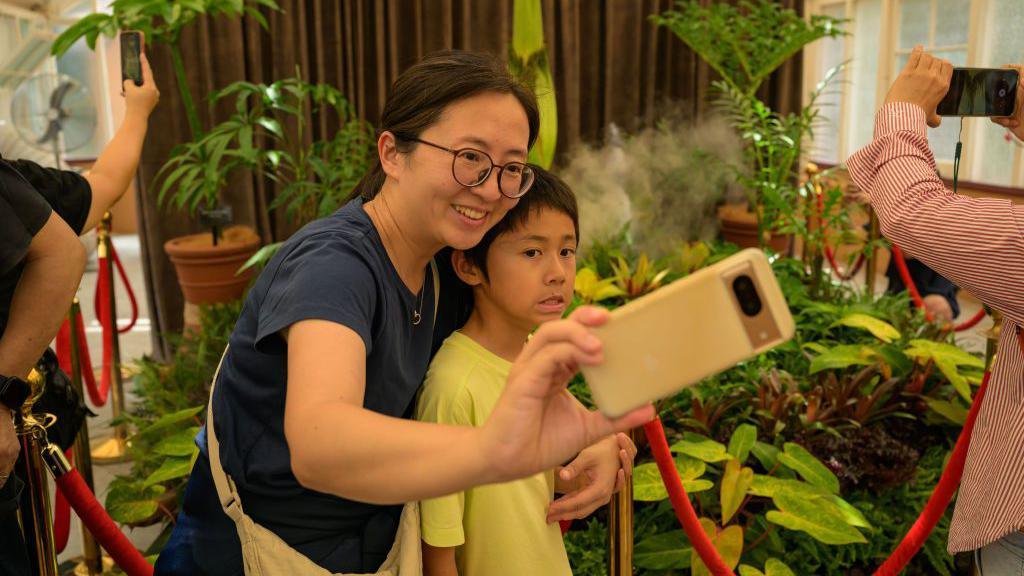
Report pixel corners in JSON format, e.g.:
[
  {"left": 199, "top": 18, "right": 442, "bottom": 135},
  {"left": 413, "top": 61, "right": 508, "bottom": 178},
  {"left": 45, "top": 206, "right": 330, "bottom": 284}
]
[{"left": 399, "top": 135, "right": 535, "bottom": 199}]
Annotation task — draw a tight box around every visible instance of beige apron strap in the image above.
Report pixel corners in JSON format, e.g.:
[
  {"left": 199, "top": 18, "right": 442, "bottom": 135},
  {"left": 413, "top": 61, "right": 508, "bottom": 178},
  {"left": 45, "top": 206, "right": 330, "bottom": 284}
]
[{"left": 205, "top": 346, "right": 246, "bottom": 522}]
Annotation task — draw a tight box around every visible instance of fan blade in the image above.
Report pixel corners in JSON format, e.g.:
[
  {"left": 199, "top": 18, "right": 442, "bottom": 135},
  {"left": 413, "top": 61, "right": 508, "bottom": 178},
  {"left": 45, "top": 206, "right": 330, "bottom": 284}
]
[
  {"left": 49, "top": 81, "right": 76, "bottom": 111},
  {"left": 36, "top": 120, "right": 61, "bottom": 145}
]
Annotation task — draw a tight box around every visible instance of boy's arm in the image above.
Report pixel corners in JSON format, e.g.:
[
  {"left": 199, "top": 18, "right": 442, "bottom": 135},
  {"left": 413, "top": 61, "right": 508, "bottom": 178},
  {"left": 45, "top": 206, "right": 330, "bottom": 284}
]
[{"left": 422, "top": 542, "right": 459, "bottom": 576}]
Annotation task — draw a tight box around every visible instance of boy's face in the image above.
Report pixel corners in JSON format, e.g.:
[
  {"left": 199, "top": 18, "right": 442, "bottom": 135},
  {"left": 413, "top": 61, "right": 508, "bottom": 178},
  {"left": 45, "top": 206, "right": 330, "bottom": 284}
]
[{"left": 464, "top": 207, "right": 577, "bottom": 331}]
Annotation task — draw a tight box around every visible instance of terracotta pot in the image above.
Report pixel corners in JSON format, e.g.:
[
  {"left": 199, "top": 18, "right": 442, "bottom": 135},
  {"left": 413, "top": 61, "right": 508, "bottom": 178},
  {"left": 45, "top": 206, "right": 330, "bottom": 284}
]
[
  {"left": 717, "top": 206, "right": 791, "bottom": 253},
  {"left": 164, "top": 225, "right": 261, "bottom": 305}
]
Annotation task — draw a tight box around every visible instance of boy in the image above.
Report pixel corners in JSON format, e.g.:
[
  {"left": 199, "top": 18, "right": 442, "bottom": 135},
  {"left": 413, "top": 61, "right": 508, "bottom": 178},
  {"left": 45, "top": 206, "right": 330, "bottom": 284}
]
[{"left": 417, "top": 167, "right": 634, "bottom": 575}]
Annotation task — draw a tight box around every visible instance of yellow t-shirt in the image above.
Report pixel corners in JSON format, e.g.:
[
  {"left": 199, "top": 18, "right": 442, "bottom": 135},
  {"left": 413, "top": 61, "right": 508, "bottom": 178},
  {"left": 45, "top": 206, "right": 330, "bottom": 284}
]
[{"left": 417, "top": 331, "right": 572, "bottom": 576}]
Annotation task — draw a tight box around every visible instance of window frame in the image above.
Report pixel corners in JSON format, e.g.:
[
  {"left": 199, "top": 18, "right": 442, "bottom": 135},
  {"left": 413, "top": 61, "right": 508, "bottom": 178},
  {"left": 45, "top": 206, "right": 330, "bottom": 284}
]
[{"left": 802, "top": 0, "right": 1024, "bottom": 191}]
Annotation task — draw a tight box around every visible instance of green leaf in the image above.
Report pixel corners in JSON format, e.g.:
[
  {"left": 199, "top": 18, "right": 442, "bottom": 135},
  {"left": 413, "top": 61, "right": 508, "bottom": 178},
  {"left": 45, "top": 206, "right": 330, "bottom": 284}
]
[
  {"left": 633, "top": 457, "right": 710, "bottom": 501},
  {"left": 142, "top": 456, "right": 195, "bottom": 488},
  {"left": 750, "top": 441, "right": 780, "bottom": 471},
  {"left": 828, "top": 495, "right": 873, "bottom": 530},
  {"left": 924, "top": 397, "right": 969, "bottom": 425},
  {"left": 51, "top": 13, "right": 111, "bottom": 56},
  {"left": 727, "top": 424, "right": 757, "bottom": 462},
  {"left": 691, "top": 519, "right": 743, "bottom": 576},
  {"left": 136, "top": 406, "right": 203, "bottom": 439},
  {"left": 875, "top": 344, "right": 914, "bottom": 377},
  {"left": 739, "top": 566, "right": 766, "bottom": 576},
  {"left": 238, "top": 242, "right": 283, "bottom": 274},
  {"left": 105, "top": 480, "right": 165, "bottom": 525},
  {"left": 153, "top": 426, "right": 201, "bottom": 457},
  {"left": 255, "top": 117, "right": 284, "bottom": 138},
  {"left": 720, "top": 458, "right": 754, "bottom": 524},
  {"left": 766, "top": 491, "right": 867, "bottom": 545},
  {"left": 777, "top": 443, "right": 839, "bottom": 494},
  {"left": 832, "top": 313, "right": 901, "bottom": 342},
  {"left": 936, "top": 357, "right": 973, "bottom": 402},
  {"left": 765, "top": 558, "right": 796, "bottom": 576},
  {"left": 905, "top": 339, "right": 985, "bottom": 368},
  {"left": 633, "top": 531, "right": 692, "bottom": 569},
  {"left": 808, "top": 344, "right": 874, "bottom": 374},
  {"left": 748, "top": 475, "right": 831, "bottom": 500},
  {"left": 671, "top": 433, "right": 732, "bottom": 463}
]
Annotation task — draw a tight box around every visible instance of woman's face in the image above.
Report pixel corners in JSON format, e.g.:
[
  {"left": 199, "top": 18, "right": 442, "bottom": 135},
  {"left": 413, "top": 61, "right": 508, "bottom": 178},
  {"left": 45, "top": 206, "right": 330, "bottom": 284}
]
[{"left": 399, "top": 91, "right": 530, "bottom": 250}]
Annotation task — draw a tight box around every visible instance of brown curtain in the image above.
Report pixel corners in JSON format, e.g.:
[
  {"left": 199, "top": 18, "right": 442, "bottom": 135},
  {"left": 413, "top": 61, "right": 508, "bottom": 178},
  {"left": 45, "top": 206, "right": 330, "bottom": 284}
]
[{"left": 137, "top": 0, "right": 804, "bottom": 358}]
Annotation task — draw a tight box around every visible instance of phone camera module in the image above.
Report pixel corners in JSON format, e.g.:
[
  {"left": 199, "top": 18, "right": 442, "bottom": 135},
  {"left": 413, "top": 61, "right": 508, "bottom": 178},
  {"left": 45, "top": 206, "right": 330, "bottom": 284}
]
[{"left": 732, "top": 275, "right": 763, "bottom": 317}]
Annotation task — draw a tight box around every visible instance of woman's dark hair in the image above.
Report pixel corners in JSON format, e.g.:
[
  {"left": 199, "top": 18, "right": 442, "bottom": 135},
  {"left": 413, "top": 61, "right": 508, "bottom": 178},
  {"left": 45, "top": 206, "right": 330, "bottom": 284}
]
[
  {"left": 463, "top": 165, "right": 579, "bottom": 281},
  {"left": 351, "top": 50, "right": 540, "bottom": 200}
]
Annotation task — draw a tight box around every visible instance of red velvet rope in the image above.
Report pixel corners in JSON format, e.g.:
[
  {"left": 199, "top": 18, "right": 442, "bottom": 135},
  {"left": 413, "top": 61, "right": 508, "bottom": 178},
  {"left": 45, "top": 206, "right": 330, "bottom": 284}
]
[
  {"left": 93, "top": 240, "right": 139, "bottom": 335},
  {"left": 890, "top": 245, "right": 988, "bottom": 332},
  {"left": 54, "top": 469, "right": 153, "bottom": 576},
  {"left": 57, "top": 311, "right": 106, "bottom": 407},
  {"left": 874, "top": 371, "right": 990, "bottom": 575}
]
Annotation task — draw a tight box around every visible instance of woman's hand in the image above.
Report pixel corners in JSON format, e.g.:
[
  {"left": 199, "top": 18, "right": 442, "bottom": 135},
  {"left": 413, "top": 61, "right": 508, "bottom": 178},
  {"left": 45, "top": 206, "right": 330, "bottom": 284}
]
[
  {"left": 547, "top": 432, "right": 638, "bottom": 523},
  {"left": 884, "top": 45, "right": 953, "bottom": 128},
  {"left": 480, "top": 306, "right": 653, "bottom": 486}
]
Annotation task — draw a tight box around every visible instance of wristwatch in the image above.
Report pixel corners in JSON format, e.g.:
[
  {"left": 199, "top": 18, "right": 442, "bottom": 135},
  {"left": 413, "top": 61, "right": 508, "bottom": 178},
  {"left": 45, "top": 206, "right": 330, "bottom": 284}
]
[{"left": 0, "top": 374, "right": 30, "bottom": 413}]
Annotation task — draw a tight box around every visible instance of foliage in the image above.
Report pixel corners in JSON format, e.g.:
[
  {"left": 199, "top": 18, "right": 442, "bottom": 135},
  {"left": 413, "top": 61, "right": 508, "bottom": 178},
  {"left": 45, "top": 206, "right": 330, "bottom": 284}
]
[
  {"left": 564, "top": 230, "right": 984, "bottom": 574},
  {"left": 654, "top": 0, "right": 848, "bottom": 249},
  {"left": 628, "top": 426, "right": 869, "bottom": 574},
  {"left": 652, "top": 0, "right": 845, "bottom": 97},
  {"left": 155, "top": 75, "right": 375, "bottom": 219},
  {"left": 509, "top": 0, "right": 557, "bottom": 168},
  {"left": 104, "top": 301, "right": 240, "bottom": 529}
]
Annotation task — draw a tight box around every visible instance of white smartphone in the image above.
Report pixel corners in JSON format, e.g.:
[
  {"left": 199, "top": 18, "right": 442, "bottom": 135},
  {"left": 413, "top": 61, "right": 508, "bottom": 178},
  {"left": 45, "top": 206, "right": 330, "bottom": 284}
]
[{"left": 582, "top": 249, "right": 795, "bottom": 418}]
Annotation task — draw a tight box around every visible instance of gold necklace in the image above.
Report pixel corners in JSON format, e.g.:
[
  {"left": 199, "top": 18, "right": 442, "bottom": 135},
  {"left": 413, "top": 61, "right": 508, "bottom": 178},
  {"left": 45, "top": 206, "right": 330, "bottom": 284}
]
[{"left": 412, "top": 287, "right": 425, "bottom": 326}]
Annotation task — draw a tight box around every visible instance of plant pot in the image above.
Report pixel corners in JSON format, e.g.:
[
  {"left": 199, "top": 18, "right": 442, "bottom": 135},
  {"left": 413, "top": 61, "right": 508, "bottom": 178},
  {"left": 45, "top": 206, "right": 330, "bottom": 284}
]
[
  {"left": 717, "top": 205, "right": 791, "bottom": 253},
  {"left": 164, "top": 225, "right": 260, "bottom": 305}
]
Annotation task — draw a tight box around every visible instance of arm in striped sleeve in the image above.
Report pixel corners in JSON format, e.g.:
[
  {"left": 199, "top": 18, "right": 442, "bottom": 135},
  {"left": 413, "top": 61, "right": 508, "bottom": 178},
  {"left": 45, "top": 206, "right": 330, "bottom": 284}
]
[{"left": 846, "top": 102, "right": 1024, "bottom": 324}]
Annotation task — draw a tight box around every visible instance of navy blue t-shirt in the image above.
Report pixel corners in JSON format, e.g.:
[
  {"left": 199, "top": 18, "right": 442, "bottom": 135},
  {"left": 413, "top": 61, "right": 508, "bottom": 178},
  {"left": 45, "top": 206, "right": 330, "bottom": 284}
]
[{"left": 157, "top": 198, "right": 469, "bottom": 575}]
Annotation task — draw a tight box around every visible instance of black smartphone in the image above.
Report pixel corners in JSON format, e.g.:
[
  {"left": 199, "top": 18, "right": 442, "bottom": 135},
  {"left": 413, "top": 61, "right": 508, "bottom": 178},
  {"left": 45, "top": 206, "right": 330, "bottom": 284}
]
[
  {"left": 120, "top": 31, "right": 144, "bottom": 88},
  {"left": 937, "top": 67, "right": 1018, "bottom": 117}
]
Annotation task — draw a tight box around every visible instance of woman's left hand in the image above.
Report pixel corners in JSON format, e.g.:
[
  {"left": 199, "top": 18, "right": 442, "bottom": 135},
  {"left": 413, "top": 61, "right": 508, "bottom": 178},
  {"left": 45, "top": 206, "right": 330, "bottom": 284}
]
[{"left": 546, "top": 432, "right": 638, "bottom": 523}]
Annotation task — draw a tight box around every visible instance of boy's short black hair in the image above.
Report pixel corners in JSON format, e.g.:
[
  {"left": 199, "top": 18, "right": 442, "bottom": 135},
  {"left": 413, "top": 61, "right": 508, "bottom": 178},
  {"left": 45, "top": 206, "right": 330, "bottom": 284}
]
[{"left": 463, "top": 165, "right": 579, "bottom": 281}]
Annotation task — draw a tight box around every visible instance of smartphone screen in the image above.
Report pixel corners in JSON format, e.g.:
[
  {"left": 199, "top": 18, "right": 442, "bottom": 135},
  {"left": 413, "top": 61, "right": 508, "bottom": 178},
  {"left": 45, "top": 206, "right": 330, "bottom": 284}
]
[
  {"left": 120, "top": 32, "right": 143, "bottom": 87},
  {"left": 937, "top": 68, "right": 1018, "bottom": 117}
]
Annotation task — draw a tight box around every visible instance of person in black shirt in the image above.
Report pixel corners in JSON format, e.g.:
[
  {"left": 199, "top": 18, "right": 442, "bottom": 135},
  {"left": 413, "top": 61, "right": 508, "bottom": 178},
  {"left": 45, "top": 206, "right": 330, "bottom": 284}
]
[{"left": 0, "top": 52, "right": 159, "bottom": 575}]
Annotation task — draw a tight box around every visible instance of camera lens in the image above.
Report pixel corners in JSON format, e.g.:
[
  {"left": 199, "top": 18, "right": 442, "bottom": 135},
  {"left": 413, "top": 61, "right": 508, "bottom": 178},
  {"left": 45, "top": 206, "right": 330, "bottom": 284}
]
[{"left": 732, "top": 275, "right": 762, "bottom": 316}]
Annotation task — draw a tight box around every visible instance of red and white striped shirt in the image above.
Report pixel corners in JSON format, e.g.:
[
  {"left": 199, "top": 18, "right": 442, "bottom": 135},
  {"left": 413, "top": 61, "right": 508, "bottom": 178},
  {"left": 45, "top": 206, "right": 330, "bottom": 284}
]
[{"left": 847, "top": 102, "right": 1024, "bottom": 554}]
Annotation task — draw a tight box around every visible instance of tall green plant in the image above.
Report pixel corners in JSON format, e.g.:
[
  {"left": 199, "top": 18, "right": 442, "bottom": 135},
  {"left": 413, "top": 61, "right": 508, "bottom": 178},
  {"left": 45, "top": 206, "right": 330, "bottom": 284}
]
[
  {"left": 155, "top": 75, "right": 374, "bottom": 220},
  {"left": 52, "top": 0, "right": 279, "bottom": 141},
  {"left": 509, "top": 0, "right": 557, "bottom": 168},
  {"left": 652, "top": 0, "right": 844, "bottom": 97},
  {"left": 653, "top": 0, "right": 846, "bottom": 249}
]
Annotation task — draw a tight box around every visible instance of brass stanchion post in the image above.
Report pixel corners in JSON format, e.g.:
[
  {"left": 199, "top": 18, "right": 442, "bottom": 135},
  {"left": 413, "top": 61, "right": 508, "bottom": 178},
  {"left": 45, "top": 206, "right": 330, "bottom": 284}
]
[
  {"left": 92, "top": 212, "right": 129, "bottom": 463},
  {"left": 608, "top": 429, "right": 638, "bottom": 576},
  {"left": 15, "top": 370, "right": 58, "bottom": 576},
  {"left": 67, "top": 299, "right": 103, "bottom": 574}
]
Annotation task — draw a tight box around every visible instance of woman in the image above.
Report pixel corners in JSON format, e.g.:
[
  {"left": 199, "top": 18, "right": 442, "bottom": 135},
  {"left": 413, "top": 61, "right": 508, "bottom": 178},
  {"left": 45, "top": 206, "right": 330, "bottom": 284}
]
[{"left": 156, "top": 50, "right": 651, "bottom": 575}]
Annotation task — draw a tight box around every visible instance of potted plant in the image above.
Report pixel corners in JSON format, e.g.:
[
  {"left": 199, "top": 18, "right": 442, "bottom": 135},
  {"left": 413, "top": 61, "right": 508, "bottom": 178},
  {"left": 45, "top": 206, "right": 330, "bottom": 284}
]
[
  {"left": 176, "top": 75, "right": 377, "bottom": 276},
  {"left": 653, "top": 0, "right": 846, "bottom": 250},
  {"left": 53, "top": 0, "right": 279, "bottom": 305}
]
